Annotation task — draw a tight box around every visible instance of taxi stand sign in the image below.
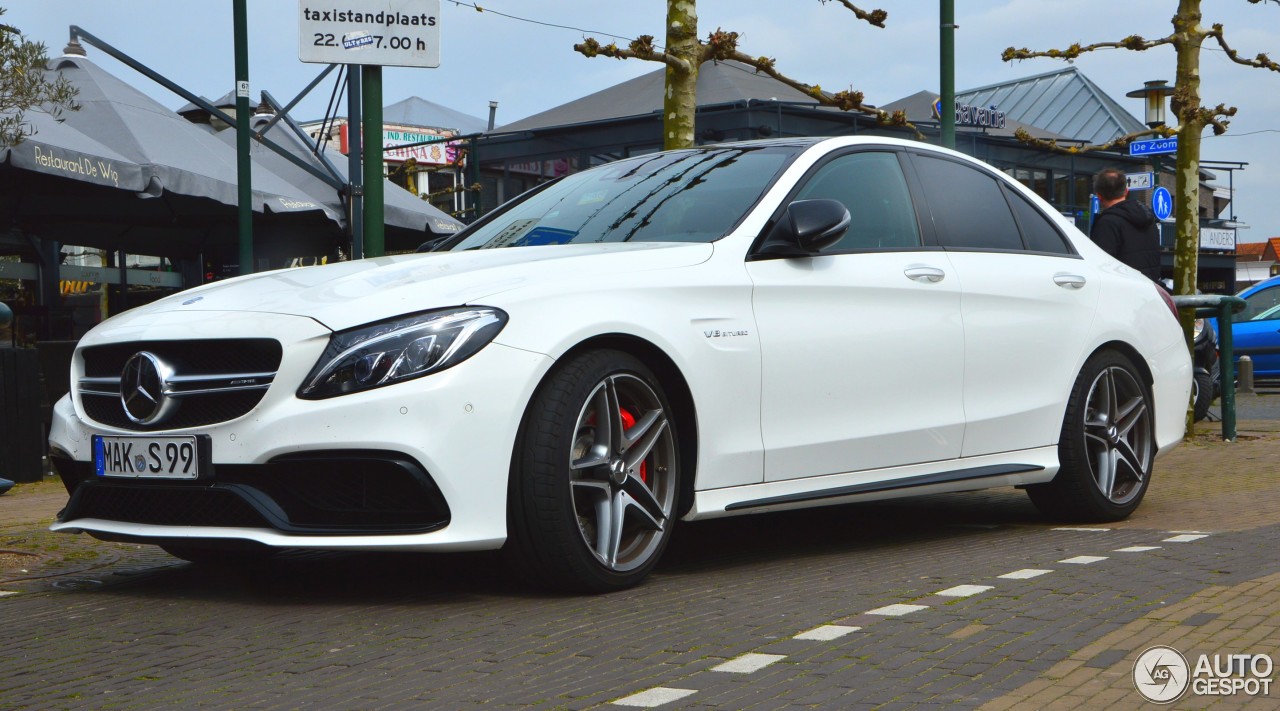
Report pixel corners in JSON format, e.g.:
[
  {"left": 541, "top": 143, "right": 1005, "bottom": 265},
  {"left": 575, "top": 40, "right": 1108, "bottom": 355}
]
[{"left": 299, "top": 0, "right": 440, "bottom": 67}]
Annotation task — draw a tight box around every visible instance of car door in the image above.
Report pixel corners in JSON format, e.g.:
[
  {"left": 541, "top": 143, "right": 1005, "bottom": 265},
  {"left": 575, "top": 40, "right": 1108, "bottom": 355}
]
[
  {"left": 905, "top": 152, "right": 1102, "bottom": 457},
  {"left": 1233, "top": 305, "right": 1280, "bottom": 377},
  {"left": 1233, "top": 283, "right": 1280, "bottom": 377},
  {"left": 748, "top": 150, "right": 966, "bottom": 482}
]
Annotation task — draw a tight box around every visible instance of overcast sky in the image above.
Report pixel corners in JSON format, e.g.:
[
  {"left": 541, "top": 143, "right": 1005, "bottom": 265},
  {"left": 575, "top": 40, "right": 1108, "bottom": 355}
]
[{"left": 9, "top": 1, "right": 1280, "bottom": 240}]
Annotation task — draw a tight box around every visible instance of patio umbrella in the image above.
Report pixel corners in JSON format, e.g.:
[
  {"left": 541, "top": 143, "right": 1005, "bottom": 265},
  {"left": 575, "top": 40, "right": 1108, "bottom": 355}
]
[
  {"left": 208, "top": 110, "right": 464, "bottom": 252},
  {"left": 1, "top": 52, "right": 347, "bottom": 261}
]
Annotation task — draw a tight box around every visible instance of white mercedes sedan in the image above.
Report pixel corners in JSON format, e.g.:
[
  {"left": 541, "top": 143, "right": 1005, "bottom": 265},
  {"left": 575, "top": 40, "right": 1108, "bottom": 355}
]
[{"left": 48, "top": 137, "right": 1191, "bottom": 592}]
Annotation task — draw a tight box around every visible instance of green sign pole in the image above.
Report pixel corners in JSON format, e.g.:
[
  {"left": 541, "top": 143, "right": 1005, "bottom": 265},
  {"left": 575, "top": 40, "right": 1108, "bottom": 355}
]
[
  {"left": 940, "top": 0, "right": 956, "bottom": 150},
  {"left": 361, "top": 65, "right": 385, "bottom": 257},
  {"left": 233, "top": 0, "right": 254, "bottom": 274}
]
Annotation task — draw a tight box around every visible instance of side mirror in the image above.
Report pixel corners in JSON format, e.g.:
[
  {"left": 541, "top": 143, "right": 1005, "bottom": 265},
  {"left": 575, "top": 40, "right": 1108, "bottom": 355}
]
[{"left": 757, "top": 199, "right": 851, "bottom": 257}]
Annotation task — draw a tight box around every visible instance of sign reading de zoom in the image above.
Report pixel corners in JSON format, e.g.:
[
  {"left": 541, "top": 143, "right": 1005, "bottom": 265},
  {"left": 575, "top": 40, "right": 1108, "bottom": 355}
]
[
  {"left": 1129, "top": 137, "right": 1178, "bottom": 157},
  {"left": 299, "top": 0, "right": 440, "bottom": 67}
]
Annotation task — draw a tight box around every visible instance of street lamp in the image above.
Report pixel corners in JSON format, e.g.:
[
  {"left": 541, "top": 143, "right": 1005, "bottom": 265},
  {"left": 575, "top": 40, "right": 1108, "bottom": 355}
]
[{"left": 1125, "top": 79, "right": 1175, "bottom": 128}]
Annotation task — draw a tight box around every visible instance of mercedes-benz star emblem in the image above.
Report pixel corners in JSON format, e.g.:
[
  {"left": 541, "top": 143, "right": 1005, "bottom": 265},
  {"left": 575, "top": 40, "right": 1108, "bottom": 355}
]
[{"left": 120, "top": 351, "right": 179, "bottom": 425}]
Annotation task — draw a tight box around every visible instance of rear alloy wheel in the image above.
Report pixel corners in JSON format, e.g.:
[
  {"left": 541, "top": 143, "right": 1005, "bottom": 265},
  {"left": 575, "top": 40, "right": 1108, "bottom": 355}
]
[
  {"left": 506, "top": 350, "right": 679, "bottom": 592},
  {"left": 1028, "top": 351, "right": 1154, "bottom": 522}
]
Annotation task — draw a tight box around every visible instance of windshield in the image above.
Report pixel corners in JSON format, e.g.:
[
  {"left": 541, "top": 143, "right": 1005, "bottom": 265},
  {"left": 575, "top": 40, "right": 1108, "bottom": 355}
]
[{"left": 449, "top": 145, "right": 798, "bottom": 250}]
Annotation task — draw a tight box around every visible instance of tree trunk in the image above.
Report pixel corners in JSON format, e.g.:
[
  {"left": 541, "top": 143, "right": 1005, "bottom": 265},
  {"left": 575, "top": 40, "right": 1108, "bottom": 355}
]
[
  {"left": 664, "top": 0, "right": 700, "bottom": 149},
  {"left": 1171, "top": 2, "right": 1204, "bottom": 324},
  {"left": 1172, "top": 0, "right": 1206, "bottom": 430}
]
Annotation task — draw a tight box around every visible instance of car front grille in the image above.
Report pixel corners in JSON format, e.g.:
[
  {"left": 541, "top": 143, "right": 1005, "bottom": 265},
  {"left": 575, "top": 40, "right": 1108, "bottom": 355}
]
[
  {"left": 78, "top": 339, "right": 282, "bottom": 431},
  {"left": 53, "top": 452, "right": 452, "bottom": 535}
]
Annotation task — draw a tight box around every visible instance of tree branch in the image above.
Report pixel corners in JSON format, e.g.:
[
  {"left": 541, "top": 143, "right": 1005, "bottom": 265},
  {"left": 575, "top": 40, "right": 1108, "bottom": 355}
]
[
  {"left": 821, "top": 0, "right": 888, "bottom": 28},
  {"left": 573, "top": 35, "right": 691, "bottom": 73},
  {"left": 1207, "top": 24, "right": 1280, "bottom": 72},
  {"left": 721, "top": 49, "right": 919, "bottom": 137},
  {"left": 1010, "top": 125, "right": 1176, "bottom": 155},
  {"left": 1002, "top": 34, "right": 1173, "bottom": 62}
]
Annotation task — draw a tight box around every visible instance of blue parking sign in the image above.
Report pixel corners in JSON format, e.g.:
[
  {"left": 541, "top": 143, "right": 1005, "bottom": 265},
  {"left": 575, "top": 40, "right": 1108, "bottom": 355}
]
[{"left": 1152, "top": 186, "right": 1173, "bottom": 221}]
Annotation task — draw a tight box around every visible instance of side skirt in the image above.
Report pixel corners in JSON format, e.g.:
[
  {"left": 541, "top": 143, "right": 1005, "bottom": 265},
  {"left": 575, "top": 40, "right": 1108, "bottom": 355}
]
[{"left": 725, "top": 463, "right": 1042, "bottom": 511}]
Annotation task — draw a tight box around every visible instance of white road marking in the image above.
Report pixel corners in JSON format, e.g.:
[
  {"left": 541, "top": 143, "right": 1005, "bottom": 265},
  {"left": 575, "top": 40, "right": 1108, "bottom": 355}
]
[
  {"left": 1114, "top": 546, "right": 1161, "bottom": 553},
  {"left": 613, "top": 687, "right": 697, "bottom": 707},
  {"left": 1059, "top": 555, "right": 1109, "bottom": 564},
  {"left": 1163, "top": 534, "right": 1208, "bottom": 543},
  {"left": 866, "top": 603, "right": 929, "bottom": 616},
  {"left": 936, "top": 584, "right": 993, "bottom": 598},
  {"left": 0, "top": 591, "right": 18, "bottom": 597},
  {"left": 998, "top": 569, "right": 1053, "bottom": 579},
  {"left": 711, "top": 653, "right": 786, "bottom": 674},
  {"left": 794, "top": 625, "right": 860, "bottom": 641},
  {"left": 1052, "top": 527, "right": 1111, "bottom": 532}
]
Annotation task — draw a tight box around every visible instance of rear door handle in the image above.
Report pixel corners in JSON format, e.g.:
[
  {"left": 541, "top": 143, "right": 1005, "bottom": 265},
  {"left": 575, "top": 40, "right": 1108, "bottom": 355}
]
[
  {"left": 904, "top": 266, "right": 946, "bottom": 283},
  {"left": 1054, "top": 273, "right": 1087, "bottom": 289}
]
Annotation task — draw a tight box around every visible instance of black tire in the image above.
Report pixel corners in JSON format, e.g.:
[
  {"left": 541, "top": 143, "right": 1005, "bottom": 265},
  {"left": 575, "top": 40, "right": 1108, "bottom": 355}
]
[
  {"left": 504, "top": 349, "right": 681, "bottom": 593},
  {"left": 1192, "top": 370, "right": 1214, "bottom": 423},
  {"left": 1027, "top": 350, "right": 1155, "bottom": 522}
]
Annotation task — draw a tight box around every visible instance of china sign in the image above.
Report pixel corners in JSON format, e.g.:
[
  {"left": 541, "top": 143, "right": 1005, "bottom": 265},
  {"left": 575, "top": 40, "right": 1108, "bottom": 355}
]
[
  {"left": 298, "top": 0, "right": 440, "bottom": 67},
  {"left": 338, "top": 123, "right": 464, "bottom": 166}
]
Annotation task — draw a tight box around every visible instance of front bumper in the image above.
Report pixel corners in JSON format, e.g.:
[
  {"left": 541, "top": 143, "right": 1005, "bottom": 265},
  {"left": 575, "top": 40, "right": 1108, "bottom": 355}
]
[{"left": 48, "top": 311, "right": 554, "bottom": 552}]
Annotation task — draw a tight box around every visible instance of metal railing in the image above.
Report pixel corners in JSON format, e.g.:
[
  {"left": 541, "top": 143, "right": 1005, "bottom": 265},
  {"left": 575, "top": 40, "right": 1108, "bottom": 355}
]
[{"left": 1172, "top": 294, "right": 1247, "bottom": 440}]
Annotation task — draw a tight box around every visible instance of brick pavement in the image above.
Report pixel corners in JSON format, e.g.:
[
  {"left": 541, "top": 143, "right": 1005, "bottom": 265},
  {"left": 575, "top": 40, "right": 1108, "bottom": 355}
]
[{"left": 0, "top": 421, "right": 1277, "bottom": 708}]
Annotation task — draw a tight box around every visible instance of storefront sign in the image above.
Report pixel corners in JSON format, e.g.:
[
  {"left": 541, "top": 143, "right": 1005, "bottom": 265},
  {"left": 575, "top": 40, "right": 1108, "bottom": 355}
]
[
  {"left": 1200, "top": 228, "right": 1236, "bottom": 252},
  {"left": 338, "top": 123, "right": 464, "bottom": 166},
  {"left": 298, "top": 0, "right": 440, "bottom": 68},
  {"left": 934, "top": 98, "right": 1006, "bottom": 129}
]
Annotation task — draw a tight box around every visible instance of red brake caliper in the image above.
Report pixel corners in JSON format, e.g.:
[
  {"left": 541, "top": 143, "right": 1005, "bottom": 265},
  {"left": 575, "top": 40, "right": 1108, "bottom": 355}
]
[{"left": 618, "top": 407, "right": 647, "bottom": 483}]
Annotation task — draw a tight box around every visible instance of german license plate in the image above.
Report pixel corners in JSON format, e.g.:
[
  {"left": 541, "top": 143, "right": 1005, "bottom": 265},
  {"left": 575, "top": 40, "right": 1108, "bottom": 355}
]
[{"left": 93, "top": 435, "right": 201, "bottom": 479}]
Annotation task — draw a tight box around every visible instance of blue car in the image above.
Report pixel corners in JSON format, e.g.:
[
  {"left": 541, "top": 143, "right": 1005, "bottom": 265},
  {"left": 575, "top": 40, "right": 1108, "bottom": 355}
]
[{"left": 1220, "top": 275, "right": 1280, "bottom": 380}]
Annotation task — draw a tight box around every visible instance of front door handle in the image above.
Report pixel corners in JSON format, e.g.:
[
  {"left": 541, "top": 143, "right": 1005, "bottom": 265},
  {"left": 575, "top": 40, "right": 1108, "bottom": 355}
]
[
  {"left": 904, "top": 266, "right": 946, "bottom": 283},
  {"left": 1054, "top": 273, "right": 1087, "bottom": 289}
]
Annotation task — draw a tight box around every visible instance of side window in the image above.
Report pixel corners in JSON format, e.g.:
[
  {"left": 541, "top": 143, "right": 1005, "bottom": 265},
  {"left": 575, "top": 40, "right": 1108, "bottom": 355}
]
[
  {"left": 793, "top": 151, "right": 921, "bottom": 250},
  {"left": 1003, "top": 184, "right": 1074, "bottom": 255},
  {"left": 1242, "top": 286, "right": 1280, "bottom": 321},
  {"left": 913, "top": 154, "right": 1022, "bottom": 251}
]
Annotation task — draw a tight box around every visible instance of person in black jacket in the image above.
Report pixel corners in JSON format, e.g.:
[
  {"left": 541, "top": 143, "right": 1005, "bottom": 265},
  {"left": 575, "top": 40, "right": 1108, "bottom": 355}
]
[{"left": 1090, "top": 167, "right": 1162, "bottom": 280}]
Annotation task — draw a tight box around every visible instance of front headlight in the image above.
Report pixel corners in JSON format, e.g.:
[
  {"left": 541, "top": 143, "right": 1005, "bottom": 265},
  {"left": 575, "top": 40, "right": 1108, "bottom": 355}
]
[{"left": 298, "top": 307, "right": 508, "bottom": 399}]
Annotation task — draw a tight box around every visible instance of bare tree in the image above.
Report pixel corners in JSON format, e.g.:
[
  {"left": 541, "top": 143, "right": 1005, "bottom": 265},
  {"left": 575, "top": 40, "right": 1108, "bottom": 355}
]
[
  {"left": 1002, "top": 0, "right": 1279, "bottom": 317},
  {"left": 574, "top": 0, "right": 912, "bottom": 150},
  {"left": 0, "top": 7, "right": 79, "bottom": 147}
]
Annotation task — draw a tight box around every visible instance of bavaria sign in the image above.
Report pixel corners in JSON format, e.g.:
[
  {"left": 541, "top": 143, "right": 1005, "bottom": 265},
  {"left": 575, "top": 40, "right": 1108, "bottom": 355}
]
[
  {"left": 299, "top": 0, "right": 441, "bottom": 67},
  {"left": 1129, "top": 137, "right": 1178, "bottom": 157},
  {"left": 932, "top": 98, "right": 1007, "bottom": 129}
]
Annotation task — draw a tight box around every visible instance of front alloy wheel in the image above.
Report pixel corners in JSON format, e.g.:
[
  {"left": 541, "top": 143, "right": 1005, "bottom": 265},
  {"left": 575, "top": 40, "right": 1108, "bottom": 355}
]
[
  {"left": 506, "top": 350, "right": 680, "bottom": 592},
  {"left": 1028, "top": 351, "right": 1154, "bottom": 521},
  {"left": 569, "top": 373, "right": 676, "bottom": 573}
]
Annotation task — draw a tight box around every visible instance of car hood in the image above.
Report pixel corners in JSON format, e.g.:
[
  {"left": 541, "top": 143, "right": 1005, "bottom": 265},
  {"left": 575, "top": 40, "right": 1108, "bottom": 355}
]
[{"left": 106, "top": 242, "right": 714, "bottom": 332}]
